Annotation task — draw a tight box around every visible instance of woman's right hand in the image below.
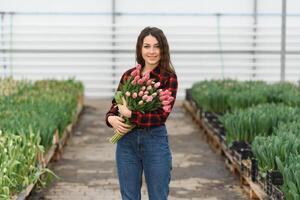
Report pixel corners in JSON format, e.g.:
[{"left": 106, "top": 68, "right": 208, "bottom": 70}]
[{"left": 108, "top": 116, "right": 132, "bottom": 134}]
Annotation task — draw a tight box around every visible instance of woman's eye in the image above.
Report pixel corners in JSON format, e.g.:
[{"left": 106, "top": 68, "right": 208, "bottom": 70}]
[{"left": 143, "top": 45, "right": 159, "bottom": 49}]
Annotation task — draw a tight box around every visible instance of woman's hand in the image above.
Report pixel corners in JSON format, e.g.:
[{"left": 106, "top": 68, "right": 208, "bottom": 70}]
[
  {"left": 117, "top": 97, "right": 132, "bottom": 118},
  {"left": 108, "top": 115, "right": 132, "bottom": 134}
]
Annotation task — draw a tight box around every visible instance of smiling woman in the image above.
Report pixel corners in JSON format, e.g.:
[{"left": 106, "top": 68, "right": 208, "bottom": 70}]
[
  {"left": 106, "top": 26, "right": 178, "bottom": 200},
  {"left": 135, "top": 27, "right": 175, "bottom": 77}
]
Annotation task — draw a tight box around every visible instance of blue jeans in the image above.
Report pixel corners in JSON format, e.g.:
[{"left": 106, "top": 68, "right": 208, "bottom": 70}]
[{"left": 116, "top": 125, "right": 172, "bottom": 200}]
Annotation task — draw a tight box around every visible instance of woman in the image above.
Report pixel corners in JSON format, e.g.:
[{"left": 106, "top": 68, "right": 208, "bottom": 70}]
[{"left": 105, "top": 26, "right": 178, "bottom": 200}]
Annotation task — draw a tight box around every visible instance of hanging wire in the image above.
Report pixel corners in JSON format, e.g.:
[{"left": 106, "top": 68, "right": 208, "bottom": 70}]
[
  {"left": 216, "top": 14, "right": 224, "bottom": 79},
  {"left": 9, "top": 13, "right": 13, "bottom": 77},
  {"left": 1, "top": 13, "right": 7, "bottom": 78}
]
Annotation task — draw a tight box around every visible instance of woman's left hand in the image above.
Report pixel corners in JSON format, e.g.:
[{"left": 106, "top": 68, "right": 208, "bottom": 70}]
[{"left": 117, "top": 97, "right": 132, "bottom": 118}]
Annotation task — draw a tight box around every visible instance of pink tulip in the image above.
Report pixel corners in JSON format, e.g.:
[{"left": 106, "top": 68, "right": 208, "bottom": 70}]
[
  {"left": 165, "top": 90, "right": 172, "bottom": 96},
  {"left": 125, "top": 91, "right": 131, "bottom": 97},
  {"left": 147, "top": 85, "right": 152, "bottom": 90},
  {"left": 151, "top": 92, "right": 157, "bottom": 97},
  {"left": 136, "top": 64, "right": 142, "bottom": 71},
  {"left": 134, "top": 76, "right": 140, "bottom": 82},
  {"left": 160, "top": 89, "right": 171, "bottom": 96},
  {"left": 131, "top": 80, "right": 137, "bottom": 85},
  {"left": 138, "top": 91, "right": 144, "bottom": 97},
  {"left": 144, "top": 91, "right": 149, "bottom": 95},
  {"left": 154, "top": 82, "right": 161, "bottom": 88},
  {"left": 159, "top": 95, "right": 169, "bottom": 101},
  {"left": 131, "top": 69, "right": 139, "bottom": 77},
  {"left": 142, "top": 95, "right": 148, "bottom": 100},
  {"left": 141, "top": 86, "right": 146, "bottom": 91},
  {"left": 132, "top": 92, "right": 137, "bottom": 98},
  {"left": 168, "top": 96, "right": 174, "bottom": 102},
  {"left": 146, "top": 79, "right": 153, "bottom": 86},
  {"left": 159, "top": 90, "right": 166, "bottom": 96},
  {"left": 163, "top": 105, "right": 172, "bottom": 113},
  {"left": 146, "top": 96, "right": 153, "bottom": 102},
  {"left": 137, "top": 79, "right": 144, "bottom": 85},
  {"left": 162, "top": 100, "right": 169, "bottom": 106},
  {"left": 143, "top": 72, "right": 150, "bottom": 81}
]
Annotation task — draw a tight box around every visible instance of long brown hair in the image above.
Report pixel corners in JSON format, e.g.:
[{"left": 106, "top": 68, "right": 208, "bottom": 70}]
[{"left": 136, "top": 27, "right": 175, "bottom": 74}]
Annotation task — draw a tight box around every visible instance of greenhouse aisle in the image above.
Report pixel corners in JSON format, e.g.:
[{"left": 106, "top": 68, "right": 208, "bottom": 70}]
[{"left": 29, "top": 99, "right": 246, "bottom": 200}]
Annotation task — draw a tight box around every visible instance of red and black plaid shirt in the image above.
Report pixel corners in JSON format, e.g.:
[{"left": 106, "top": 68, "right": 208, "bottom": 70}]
[{"left": 105, "top": 66, "right": 178, "bottom": 128}]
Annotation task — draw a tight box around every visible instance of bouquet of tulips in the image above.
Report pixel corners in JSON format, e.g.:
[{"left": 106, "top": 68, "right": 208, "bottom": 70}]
[{"left": 109, "top": 64, "right": 174, "bottom": 144}]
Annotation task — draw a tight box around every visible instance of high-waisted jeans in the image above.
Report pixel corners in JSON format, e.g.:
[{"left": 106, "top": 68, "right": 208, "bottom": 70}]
[{"left": 116, "top": 125, "right": 172, "bottom": 200}]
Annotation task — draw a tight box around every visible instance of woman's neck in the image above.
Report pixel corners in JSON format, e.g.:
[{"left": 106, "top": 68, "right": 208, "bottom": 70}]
[{"left": 142, "top": 65, "right": 156, "bottom": 75}]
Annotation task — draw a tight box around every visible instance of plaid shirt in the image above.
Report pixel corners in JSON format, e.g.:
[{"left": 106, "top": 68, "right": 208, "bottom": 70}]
[{"left": 105, "top": 66, "right": 178, "bottom": 128}]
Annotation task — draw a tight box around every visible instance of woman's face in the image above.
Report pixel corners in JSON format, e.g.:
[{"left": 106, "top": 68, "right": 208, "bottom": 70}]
[{"left": 141, "top": 35, "right": 161, "bottom": 68}]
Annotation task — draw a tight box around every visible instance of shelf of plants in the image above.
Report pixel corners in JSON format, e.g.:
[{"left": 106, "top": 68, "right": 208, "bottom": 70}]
[
  {"left": 0, "top": 78, "right": 84, "bottom": 200},
  {"left": 184, "top": 79, "right": 300, "bottom": 200}
]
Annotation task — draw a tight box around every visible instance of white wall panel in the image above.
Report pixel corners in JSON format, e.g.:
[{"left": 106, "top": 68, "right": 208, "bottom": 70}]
[
  {"left": 1, "top": 0, "right": 300, "bottom": 99},
  {"left": 116, "top": 0, "right": 252, "bottom": 13},
  {"left": 1, "top": 0, "right": 112, "bottom": 13}
]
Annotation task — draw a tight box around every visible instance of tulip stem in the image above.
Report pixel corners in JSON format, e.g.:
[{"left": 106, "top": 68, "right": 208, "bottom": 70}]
[{"left": 109, "top": 129, "right": 124, "bottom": 144}]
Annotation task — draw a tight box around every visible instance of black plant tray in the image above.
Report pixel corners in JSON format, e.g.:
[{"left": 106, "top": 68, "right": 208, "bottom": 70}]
[{"left": 267, "top": 170, "right": 284, "bottom": 200}]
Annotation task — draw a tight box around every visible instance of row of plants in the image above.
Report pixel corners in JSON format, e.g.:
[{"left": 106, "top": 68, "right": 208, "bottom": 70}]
[
  {"left": 191, "top": 79, "right": 300, "bottom": 113},
  {"left": 190, "top": 79, "right": 300, "bottom": 200},
  {"left": 0, "top": 130, "right": 50, "bottom": 199},
  {"left": 0, "top": 79, "right": 84, "bottom": 148},
  {"left": 0, "top": 78, "right": 30, "bottom": 98},
  {"left": 220, "top": 103, "right": 300, "bottom": 144},
  {"left": 252, "top": 121, "right": 300, "bottom": 200},
  {"left": 0, "top": 78, "right": 84, "bottom": 199}
]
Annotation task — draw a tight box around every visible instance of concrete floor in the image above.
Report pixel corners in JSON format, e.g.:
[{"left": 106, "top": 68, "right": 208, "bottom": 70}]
[{"left": 28, "top": 99, "right": 247, "bottom": 200}]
